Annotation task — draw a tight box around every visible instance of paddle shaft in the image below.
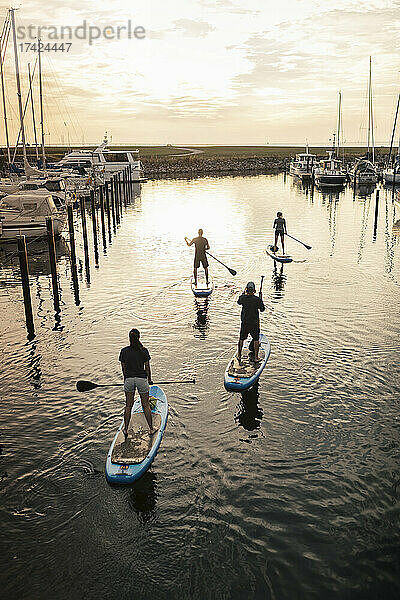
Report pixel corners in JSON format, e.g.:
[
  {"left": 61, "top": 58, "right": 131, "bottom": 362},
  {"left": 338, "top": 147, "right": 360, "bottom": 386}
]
[
  {"left": 286, "top": 233, "right": 312, "bottom": 250},
  {"left": 259, "top": 275, "right": 264, "bottom": 296},
  {"left": 205, "top": 251, "right": 237, "bottom": 275}
]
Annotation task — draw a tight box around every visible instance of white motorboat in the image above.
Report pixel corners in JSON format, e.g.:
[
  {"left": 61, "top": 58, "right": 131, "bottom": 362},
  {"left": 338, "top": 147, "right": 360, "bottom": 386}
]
[
  {"left": 313, "top": 151, "right": 347, "bottom": 188},
  {"left": 0, "top": 177, "right": 69, "bottom": 208},
  {"left": 289, "top": 150, "right": 316, "bottom": 181},
  {"left": 0, "top": 193, "right": 66, "bottom": 241},
  {"left": 56, "top": 139, "right": 145, "bottom": 182}
]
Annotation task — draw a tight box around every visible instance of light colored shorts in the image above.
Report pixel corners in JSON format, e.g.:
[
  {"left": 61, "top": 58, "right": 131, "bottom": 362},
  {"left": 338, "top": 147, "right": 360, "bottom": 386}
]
[{"left": 124, "top": 377, "right": 149, "bottom": 394}]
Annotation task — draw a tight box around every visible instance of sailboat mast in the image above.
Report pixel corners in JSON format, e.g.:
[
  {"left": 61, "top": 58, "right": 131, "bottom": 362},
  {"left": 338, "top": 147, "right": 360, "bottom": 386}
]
[
  {"left": 336, "top": 91, "right": 342, "bottom": 155},
  {"left": 0, "top": 13, "right": 11, "bottom": 165},
  {"left": 38, "top": 38, "right": 46, "bottom": 171},
  {"left": 10, "top": 7, "right": 28, "bottom": 165},
  {"left": 28, "top": 62, "right": 39, "bottom": 162},
  {"left": 387, "top": 94, "right": 400, "bottom": 167}
]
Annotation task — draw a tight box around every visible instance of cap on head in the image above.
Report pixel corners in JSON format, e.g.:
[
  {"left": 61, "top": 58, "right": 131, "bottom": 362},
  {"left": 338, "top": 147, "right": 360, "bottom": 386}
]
[
  {"left": 198, "top": 228, "right": 203, "bottom": 236},
  {"left": 246, "top": 281, "right": 256, "bottom": 292}
]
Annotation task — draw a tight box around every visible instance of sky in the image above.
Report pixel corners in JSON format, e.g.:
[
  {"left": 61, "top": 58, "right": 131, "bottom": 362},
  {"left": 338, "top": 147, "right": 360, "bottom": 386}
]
[{"left": 0, "top": 0, "right": 399, "bottom": 146}]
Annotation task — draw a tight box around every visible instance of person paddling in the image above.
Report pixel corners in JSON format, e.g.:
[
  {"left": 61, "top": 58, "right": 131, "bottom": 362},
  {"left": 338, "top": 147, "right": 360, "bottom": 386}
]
[
  {"left": 237, "top": 281, "right": 265, "bottom": 363},
  {"left": 185, "top": 228, "right": 210, "bottom": 286},
  {"left": 273, "top": 211, "right": 287, "bottom": 254},
  {"left": 119, "top": 328, "right": 157, "bottom": 437}
]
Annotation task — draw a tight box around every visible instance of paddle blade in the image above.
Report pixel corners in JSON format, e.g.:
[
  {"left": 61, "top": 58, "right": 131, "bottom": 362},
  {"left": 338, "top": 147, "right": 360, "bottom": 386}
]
[
  {"left": 304, "top": 244, "right": 312, "bottom": 250},
  {"left": 76, "top": 380, "right": 98, "bottom": 392},
  {"left": 228, "top": 268, "right": 237, "bottom": 276}
]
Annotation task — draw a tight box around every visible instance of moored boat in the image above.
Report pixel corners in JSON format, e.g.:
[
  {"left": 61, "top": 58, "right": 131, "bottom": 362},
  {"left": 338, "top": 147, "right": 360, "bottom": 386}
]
[
  {"left": 0, "top": 193, "right": 66, "bottom": 240},
  {"left": 314, "top": 151, "right": 347, "bottom": 188},
  {"left": 289, "top": 150, "right": 316, "bottom": 182}
]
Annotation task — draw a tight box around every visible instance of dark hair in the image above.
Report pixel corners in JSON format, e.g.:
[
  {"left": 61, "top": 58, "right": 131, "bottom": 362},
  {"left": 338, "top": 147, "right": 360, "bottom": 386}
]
[
  {"left": 129, "top": 328, "right": 144, "bottom": 352},
  {"left": 277, "top": 211, "right": 282, "bottom": 217},
  {"left": 198, "top": 228, "right": 203, "bottom": 235}
]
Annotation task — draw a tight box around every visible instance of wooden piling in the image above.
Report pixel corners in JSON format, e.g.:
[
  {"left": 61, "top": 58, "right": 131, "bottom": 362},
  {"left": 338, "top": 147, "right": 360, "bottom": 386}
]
[
  {"left": 79, "top": 197, "right": 90, "bottom": 283},
  {"left": 373, "top": 189, "right": 379, "bottom": 240},
  {"left": 392, "top": 166, "right": 397, "bottom": 198},
  {"left": 99, "top": 185, "right": 107, "bottom": 250},
  {"left": 67, "top": 205, "right": 80, "bottom": 304},
  {"left": 110, "top": 179, "right": 117, "bottom": 231},
  {"left": 46, "top": 217, "right": 61, "bottom": 313},
  {"left": 90, "top": 189, "right": 99, "bottom": 268},
  {"left": 17, "top": 235, "right": 35, "bottom": 338},
  {"left": 105, "top": 183, "right": 112, "bottom": 242}
]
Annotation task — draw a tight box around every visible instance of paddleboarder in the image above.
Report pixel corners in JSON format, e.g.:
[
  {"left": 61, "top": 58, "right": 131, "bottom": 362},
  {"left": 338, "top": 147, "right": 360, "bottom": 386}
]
[
  {"left": 185, "top": 229, "right": 210, "bottom": 286},
  {"left": 119, "top": 328, "right": 158, "bottom": 437},
  {"left": 237, "top": 281, "right": 265, "bottom": 363},
  {"left": 273, "top": 211, "right": 287, "bottom": 254}
]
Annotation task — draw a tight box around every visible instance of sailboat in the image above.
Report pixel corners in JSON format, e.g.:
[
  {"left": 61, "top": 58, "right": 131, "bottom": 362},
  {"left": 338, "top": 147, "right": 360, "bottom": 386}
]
[
  {"left": 350, "top": 57, "right": 378, "bottom": 185},
  {"left": 313, "top": 93, "right": 347, "bottom": 189}
]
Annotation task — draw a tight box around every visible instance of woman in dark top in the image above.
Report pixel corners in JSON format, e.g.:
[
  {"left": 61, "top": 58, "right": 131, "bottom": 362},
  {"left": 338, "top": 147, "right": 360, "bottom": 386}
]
[
  {"left": 273, "top": 211, "right": 287, "bottom": 254},
  {"left": 119, "top": 328, "right": 157, "bottom": 436}
]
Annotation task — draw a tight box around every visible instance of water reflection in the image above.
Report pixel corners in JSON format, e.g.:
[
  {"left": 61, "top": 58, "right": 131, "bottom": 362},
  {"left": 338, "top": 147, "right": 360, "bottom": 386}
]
[
  {"left": 193, "top": 298, "right": 210, "bottom": 338},
  {"left": 127, "top": 471, "right": 158, "bottom": 525},
  {"left": 25, "top": 339, "right": 42, "bottom": 389},
  {"left": 271, "top": 262, "right": 287, "bottom": 298},
  {"left": 234, "top": 382, "right": 263, "bottom": 433}
]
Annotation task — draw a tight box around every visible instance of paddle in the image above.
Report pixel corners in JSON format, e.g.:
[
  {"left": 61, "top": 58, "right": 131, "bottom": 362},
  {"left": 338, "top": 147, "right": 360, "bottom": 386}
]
[
  {"left": 259, "top": 275, "right": 264, "bottom": 295},
  {"left": 286, "top": 233, "right": 312, "bottom": 250},
  {"left": 206, "top": 251, "right": 237, "bottom": 276},
  {"left": 76, "top": 379, "right": 196, "bottom": 392}
]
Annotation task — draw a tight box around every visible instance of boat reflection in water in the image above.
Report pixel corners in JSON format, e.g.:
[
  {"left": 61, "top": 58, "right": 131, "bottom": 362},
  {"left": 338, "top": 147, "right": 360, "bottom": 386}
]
[
  {"left": 127, "top": 471, "right": 158, "bottom": 525},
  {"left": 234, "top": 382, "right": 263, "bottom": 434},
  {"left": 193, "top": 298, "right": 210, "bottom": 338}
]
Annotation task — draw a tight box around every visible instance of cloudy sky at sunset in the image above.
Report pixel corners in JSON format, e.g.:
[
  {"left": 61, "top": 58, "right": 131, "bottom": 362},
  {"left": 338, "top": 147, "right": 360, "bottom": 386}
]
[{"left": 0, "top": 0, "right": 399, "bottom": 146}]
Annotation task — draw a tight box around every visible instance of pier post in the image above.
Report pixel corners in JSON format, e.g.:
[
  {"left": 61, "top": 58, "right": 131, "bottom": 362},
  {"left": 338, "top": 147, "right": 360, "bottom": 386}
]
[
  {"left": 373, "top": 189, "right": 379, "bottom": 240},
  {"left": 392, "top": 165, "right": 397, "bottom": 198},
  {"left": 113, "top": 176, "right": 120, "bottom": 225},
  {"left": 67, "top": 205, "right": 80, "bottom": 304},
  {"left": 46, "top": 217, "right": 61, "bottom": 313},
  {"left": 17, "top": 235, "right": 35, "bottom": 338},
  {"left": 90, "top": 189, "right": 99, "bottom": 268},
  {"left": 79, "top": 197, "right": 90, "bottom": 283},
  {"left": 110, "top": 179, "right": 117, "bottom": 231},
  {"left": 105, "top": 182, "right": 112, "bottom": 242},
  {"left": 118, "top": 173, "right": 123, "bottom": 213},
  {"left": 99, "top": 185, "right": 107, "bottom": 250}
]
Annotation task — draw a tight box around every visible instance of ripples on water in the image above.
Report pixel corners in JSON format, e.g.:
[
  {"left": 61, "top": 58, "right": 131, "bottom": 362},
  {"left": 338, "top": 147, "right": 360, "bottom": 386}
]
[{"left": 1, "top": 175, "right": 400, "bottom": 599}]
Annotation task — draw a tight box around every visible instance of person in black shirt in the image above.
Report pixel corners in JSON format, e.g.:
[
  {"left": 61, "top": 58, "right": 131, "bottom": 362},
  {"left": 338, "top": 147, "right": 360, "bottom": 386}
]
[
  {"left": 273, "top": 211, "right": 287, "bottom": 254},
  {"left": 185, "top": 228, "right": 210, "bottom": 286},
  {"left": 119, "top": 328, "right": 156, "bottom": 436},
  {"left": 237, "top": 281, "right": 265, "bottom": 362}
]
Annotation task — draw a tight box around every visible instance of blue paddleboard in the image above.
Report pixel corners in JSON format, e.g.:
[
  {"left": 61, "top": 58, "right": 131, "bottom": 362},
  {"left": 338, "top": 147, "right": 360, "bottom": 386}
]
[
  {"left": 105, "top": 385, "right": 168, "bottom": 484},
  {"left": 224, "top": 333, "right": 271, "bottom": 392},
  {"left": 266, "top": 245, "right": 293, "bottom": 263},
  {"left": 191, "top": 277, "right": 214, "bottom": 297}
]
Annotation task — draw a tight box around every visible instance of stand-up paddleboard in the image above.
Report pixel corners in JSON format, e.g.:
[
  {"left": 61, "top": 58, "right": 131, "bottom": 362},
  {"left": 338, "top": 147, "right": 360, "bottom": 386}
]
[
  {"left": 224, "top": 333, "right": 271, "bottom": 392},
  {"left": 266, "top": 245, "right": 293, "bottom": 263},
  {"left": 105, "top": 385, "right": 168, "bottom": 484},
  {"left": 191, "top": 277, "right": 214, "bottom": 297}
]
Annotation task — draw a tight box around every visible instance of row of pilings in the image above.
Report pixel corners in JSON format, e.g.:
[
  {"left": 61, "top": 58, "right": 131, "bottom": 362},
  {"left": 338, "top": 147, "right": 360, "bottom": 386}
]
[{"left": 15, "top": 165, "right": 137, "bottom": 339}]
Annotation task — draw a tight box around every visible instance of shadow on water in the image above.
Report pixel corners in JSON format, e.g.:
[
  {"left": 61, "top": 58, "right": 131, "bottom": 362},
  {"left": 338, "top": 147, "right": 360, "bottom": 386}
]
[
  {"left": 193, "top": 298, "right": 210, "bottom": 338},
  {"left": 234, "top": 382, "right": 263, "bottom": 434},
  {"left": 126, "top": 471, "right": 158, "bottom": 525}
]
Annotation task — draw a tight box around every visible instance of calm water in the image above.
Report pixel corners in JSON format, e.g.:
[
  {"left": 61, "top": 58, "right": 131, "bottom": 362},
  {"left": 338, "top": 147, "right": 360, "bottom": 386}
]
[{"left": 1, "top": 174, "right": 400, "bottom": 600}]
